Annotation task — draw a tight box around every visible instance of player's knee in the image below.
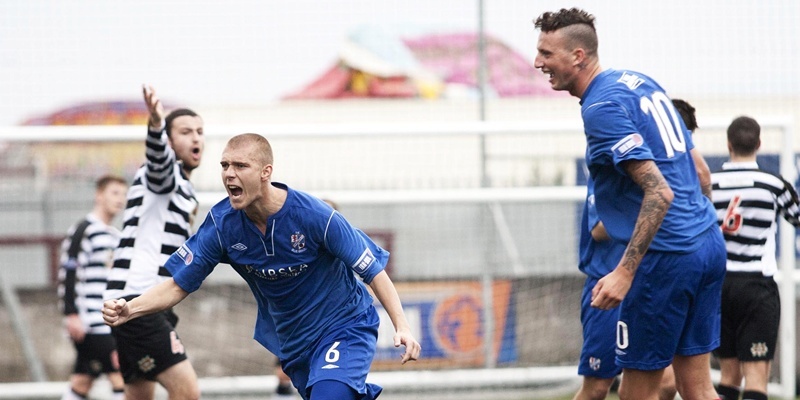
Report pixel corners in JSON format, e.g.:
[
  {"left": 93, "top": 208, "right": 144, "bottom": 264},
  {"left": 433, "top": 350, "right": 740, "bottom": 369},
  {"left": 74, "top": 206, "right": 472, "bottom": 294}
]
[
  {"left": 170, "top": 385, "right": 200, "bottom": 400},
  {"left": 165, "top": 378, "right": 200, "bottom": 400},
  {"left": 69, "top": 374, "right": 93, "bottom": 394},
  {"left": 658, "top": 385, "right": 677, "bottom": 400},
  {"left": 580, "top": 378, "right": 614, "bottom": 400},
  {"left": 586, "top": 386, "right": 612, "bottom": 400},
  {"left": 157, "top": 360, "right": 199, "bottom": 399},
  {"left": 658, "top": 373, "right": 677, "bottom": 399}
]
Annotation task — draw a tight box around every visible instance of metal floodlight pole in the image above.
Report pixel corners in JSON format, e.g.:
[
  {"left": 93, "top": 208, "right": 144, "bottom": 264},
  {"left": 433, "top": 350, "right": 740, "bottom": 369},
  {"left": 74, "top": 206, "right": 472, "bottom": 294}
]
[
  {"left": 477, "top": 0, "right": 489, "bottom": 189},
  {"left": 477, "top": 0, "right": 497, "bottom": 370}
]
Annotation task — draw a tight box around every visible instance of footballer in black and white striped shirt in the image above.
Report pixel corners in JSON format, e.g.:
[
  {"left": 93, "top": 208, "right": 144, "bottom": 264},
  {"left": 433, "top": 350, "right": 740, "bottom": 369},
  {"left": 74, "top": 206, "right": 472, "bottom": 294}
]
[
  {"left": 103, "top": 85, "right": 204, "bottom": 396},
  {"left": 710, "top": 115, "right": 800, "bottom": 400},
  {"left": 58, "top": 174, "right": 127, "bottom": 399}
]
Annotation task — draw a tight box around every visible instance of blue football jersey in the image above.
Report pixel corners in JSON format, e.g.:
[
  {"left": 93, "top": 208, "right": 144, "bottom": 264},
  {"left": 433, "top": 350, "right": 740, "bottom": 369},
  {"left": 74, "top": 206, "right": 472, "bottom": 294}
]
[
  {"left": 578, "top": 180, "right": 626, "bottom": 279},
  {"left": 581, "top": 69, "right": 717, "bottom": 252},
  {"left": 165, "top": 183, "right": 388, "bottom": 360}
]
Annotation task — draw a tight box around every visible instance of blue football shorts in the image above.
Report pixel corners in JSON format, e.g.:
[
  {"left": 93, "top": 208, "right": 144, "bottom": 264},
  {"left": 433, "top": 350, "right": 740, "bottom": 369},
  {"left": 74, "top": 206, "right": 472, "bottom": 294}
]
[
  {"left": 615, "top": 227, "right": 726, "bottom": 371},
  {"left": 283, "top": 307, "right": 383, "bottom": 400},
  {"left": 579, "top": 276, "right": 623, "bottom": 379}
]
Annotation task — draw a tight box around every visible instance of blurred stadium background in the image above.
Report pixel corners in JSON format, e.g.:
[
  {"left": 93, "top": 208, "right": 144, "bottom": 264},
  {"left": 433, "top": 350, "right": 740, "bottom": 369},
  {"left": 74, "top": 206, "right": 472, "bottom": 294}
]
[{"left": 1, "top": 0, "right": 799, "bottom": 399}]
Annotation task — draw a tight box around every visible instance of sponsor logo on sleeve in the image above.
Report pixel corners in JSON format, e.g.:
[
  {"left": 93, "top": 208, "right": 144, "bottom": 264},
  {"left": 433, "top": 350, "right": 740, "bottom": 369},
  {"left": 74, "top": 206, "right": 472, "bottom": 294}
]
[
  {"left": 176, "top": 244, "right": 194, "bottom": 265},
  {"left": 353, "top": 248, "right": 375, "bottom": 272},
  {"left": 611, "top": 133, "right": 644, "bottom": 157}
]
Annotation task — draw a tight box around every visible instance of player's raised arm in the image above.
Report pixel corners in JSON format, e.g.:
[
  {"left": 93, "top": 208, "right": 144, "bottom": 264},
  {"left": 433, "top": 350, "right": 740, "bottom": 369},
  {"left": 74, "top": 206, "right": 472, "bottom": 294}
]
[{"left": 143, "top": 84, "right": 164, "bottom": 131}]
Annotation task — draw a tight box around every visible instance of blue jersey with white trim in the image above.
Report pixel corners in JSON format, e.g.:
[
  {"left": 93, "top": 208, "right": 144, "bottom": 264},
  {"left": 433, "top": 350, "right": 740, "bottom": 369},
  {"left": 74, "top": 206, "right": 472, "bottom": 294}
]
[
  {"left": 165, "top": 182, "right": 388, "bottom": 360},
  {"left": 581, "top": 69, "right": 716, "bottom": 252}
]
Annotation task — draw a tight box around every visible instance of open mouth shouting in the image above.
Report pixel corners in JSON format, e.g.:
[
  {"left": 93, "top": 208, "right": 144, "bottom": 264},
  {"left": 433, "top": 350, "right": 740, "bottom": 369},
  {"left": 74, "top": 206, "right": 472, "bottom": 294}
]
[{"left": 228, "top": 185, "right": 243, "bottom": 198}]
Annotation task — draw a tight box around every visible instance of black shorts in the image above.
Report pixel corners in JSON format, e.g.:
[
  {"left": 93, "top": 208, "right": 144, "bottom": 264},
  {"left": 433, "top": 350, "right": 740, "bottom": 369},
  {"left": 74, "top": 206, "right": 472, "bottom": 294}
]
[
  {"left": 72, "top": 333, "right": 119, "bottom": 376},
  {"left": 111, "top": 305, "right": 188, "bottom": 383},
  {"left": 713, "top": 271, "right": 780, "bottom": 361}
]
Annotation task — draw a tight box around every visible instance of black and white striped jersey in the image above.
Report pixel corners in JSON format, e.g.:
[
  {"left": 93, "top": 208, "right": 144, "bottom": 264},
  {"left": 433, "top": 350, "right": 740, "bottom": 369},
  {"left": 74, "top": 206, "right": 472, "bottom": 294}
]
[
  {"left": 711, "top": 161, "right": 800, "bottom": 276},
  {"left": 58, "top": 213, "right": 120, "bottom": 334},
  {"left": 105, "top": 127, "right": 199, "bottom": 300}
]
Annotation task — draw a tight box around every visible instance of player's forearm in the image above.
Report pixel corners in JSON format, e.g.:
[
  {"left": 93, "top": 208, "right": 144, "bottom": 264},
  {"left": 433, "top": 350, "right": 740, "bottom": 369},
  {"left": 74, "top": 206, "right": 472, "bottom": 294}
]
[
  {"left": 144, "top": 127, "right": 177, "bottom": 193},
  {"left": 690, "top": 148, "right": 712, "bottom": 200},
  {"left": 62, "top": 267, "right": 79, "bottom": 314},
  {"left": 621, "top": 160, "right": 673, "bottom": 276},
  {"left": 368, "top": 271, "right": 412, "bottom": 333},
  {"left": 622, "top": 194, "right": 671, "bottom": 274},
  {"left": 127, "top": 278, "right": 188, "bottom": 320}
]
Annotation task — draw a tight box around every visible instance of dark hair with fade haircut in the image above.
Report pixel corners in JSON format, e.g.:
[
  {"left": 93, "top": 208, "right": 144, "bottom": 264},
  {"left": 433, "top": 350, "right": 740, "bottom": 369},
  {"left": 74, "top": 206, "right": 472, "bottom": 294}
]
[
  {"left": 533, "top": 8, "right": 598, "bottom": 56},
  {"left": 95, "top": 174, "right": 127, "bottom": 191},
  {"left": 164, "top": 108, "right": 199, "bottom": 138},
  {"left": 671, "top": 99, "right": 698, "bottom": 132},
  {"left": 727, "top": 116, "right": 760, "bottom": 156}
]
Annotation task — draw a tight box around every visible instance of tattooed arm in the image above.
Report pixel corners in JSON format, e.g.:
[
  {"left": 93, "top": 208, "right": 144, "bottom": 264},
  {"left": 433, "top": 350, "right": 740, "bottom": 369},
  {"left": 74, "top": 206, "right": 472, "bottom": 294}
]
[{"left": 590, "top": 159, "right": 674, "bottom": 310}]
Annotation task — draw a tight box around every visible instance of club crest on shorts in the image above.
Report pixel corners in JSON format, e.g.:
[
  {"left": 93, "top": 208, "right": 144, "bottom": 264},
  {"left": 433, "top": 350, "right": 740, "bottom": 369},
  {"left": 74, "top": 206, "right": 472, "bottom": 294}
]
[
  {"left": 138, "top": 355, "right": 156, "bottom": 373},
  {"left": 589, "top": 356, "right": 601, "bottom": 371},
  {"left": 290, "top": 231, "right": 307, "bottom": 253},
  {"left": 750, "top": 342, "right": 768, "bottom": 358}
]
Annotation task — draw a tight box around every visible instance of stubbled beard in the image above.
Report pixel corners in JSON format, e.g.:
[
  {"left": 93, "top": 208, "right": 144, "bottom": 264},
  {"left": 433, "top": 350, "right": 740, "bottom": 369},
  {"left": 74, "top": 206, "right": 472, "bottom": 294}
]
[{"left": 177, "top": 159, "right": 199, "bottom": 172}]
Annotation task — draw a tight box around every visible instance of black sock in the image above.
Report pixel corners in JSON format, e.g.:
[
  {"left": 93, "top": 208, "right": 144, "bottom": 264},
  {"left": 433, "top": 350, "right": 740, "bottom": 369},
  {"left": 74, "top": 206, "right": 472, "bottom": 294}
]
[
  {"left": 276, "top": 383, "right": 294, "bottom": 395},
  {"left": 741, "top": 390, "right": 767, "bottom": 400},
  {"left": 716, "top": 384, "right": 740, "bottom": 400}
]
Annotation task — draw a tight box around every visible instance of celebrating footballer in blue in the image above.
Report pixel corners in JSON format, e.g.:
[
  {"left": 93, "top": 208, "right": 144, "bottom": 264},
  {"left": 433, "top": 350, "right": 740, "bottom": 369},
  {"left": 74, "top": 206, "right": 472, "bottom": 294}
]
[
  {"left": 103, "top": 133, "right": 421, "bottom": 400},
  {"left": 534, "top": 8, "right": 725, "bottom": 400}
]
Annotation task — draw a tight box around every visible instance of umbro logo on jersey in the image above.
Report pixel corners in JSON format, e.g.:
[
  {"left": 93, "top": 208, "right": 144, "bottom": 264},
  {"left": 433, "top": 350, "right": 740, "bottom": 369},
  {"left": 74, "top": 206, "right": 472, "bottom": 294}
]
[
  {"left": 231, "top": 243, "right": 247, "bottom": 251},
  {"left": 321, "top": 364, "right": 340, "bottom": 369}
]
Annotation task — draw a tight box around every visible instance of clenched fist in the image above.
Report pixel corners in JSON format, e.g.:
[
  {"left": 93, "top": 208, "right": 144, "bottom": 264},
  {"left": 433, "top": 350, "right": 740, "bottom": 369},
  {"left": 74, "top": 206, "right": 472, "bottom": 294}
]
[{"left": 103, "top": 298, "right": 131, "bottom": 327}]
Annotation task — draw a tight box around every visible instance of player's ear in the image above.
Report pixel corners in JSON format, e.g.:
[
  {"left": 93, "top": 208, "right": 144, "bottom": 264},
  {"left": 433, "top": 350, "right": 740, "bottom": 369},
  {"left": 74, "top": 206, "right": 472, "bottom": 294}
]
[
  {"left": 261, "top": 164, "right": 272, "bottom": 182},
  {"left": 572, "top": 48, "right": 586, "bottom": 68}
]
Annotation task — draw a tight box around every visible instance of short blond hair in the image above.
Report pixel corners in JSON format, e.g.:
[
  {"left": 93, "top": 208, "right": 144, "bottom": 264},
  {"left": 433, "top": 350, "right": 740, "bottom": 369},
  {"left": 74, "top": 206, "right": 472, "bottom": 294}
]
[{"left": 227, "top": 133, "right": 274, "bottom": 165}]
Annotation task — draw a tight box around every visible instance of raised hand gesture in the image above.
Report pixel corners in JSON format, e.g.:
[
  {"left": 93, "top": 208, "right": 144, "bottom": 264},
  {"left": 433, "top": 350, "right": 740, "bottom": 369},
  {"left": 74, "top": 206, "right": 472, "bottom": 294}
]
[{"left": 142, "top": 84, "right": 164, "bottom": 131}]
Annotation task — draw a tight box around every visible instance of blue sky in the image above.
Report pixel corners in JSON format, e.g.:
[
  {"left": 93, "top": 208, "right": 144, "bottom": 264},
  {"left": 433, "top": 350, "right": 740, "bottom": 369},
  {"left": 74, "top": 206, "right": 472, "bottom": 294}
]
[{"left": 0, "top": 0, "right": 796, "bottom": 126}]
